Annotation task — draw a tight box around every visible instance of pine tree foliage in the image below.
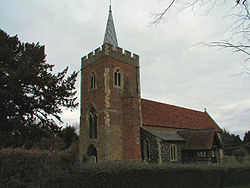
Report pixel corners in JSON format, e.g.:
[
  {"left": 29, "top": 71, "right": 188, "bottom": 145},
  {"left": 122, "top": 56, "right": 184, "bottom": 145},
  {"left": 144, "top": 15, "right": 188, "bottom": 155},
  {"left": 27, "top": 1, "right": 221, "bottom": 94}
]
[
  {"left": 59, "top": 126, "right": 79, "bottom": 149},
  {"left": 0, "top": 29, "right": 78, "bottom": 148},
  {"left": 243, "top": 131, "right": 250, "bottom": 153},
  {"left": 222, "top": 129, "right": 250, "bottom": 156},
  {"left": 244, "top": 131, "right": 250, "bottom": 143}
]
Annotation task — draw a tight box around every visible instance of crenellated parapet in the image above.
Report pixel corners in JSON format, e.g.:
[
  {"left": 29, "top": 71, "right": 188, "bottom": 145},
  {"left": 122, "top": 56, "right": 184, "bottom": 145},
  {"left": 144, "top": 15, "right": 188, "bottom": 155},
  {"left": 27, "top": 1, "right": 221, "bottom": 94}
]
[{"left": 81, "top": 43, "right": 139, "bottom": 69}]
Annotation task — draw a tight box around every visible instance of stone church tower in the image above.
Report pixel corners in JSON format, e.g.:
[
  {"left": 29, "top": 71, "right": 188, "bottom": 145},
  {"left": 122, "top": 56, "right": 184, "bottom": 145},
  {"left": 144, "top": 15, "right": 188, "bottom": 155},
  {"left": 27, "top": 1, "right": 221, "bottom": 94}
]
[{"left": 79, "top": 5, "right": 142, "bottom": 162}]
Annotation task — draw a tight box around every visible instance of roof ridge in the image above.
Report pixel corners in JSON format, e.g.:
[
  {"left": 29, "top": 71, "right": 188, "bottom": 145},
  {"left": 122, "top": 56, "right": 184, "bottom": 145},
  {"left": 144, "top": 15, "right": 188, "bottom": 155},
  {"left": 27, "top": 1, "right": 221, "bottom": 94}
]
[
  {"left": 141, "top": 98, "right": 204, "bottom": 114},
  {"left": 143, "top": 124, "right": 201, "bottom": 131}
]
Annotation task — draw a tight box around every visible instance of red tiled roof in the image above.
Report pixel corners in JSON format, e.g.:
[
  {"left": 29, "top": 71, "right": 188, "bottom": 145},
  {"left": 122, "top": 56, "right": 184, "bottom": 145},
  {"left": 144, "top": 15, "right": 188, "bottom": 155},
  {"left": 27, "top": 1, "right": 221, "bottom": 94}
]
[
  {"left": 141, "top": 98, "right": 221, "bottom": 132},
  {"left": 178, "top": 129, "right": 215, "bottom": 150}
]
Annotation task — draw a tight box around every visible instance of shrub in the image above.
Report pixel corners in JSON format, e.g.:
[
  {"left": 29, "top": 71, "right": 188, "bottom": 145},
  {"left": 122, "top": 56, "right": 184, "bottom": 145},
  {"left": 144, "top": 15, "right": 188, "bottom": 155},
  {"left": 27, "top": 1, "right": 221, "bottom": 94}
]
[
  {"left": 1, "top": 148, "right": 250, "bottom": 188},
  {"left": 44, "top": 163, "right": 250, "bottom": 188},
  {"left": 0, "top": 143, "right": 79, "bottom": 188}
]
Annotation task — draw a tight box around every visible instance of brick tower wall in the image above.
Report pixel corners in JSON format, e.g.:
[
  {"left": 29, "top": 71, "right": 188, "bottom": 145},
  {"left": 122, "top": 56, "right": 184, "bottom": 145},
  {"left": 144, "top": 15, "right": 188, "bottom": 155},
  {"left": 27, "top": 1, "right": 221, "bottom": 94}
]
[
  {"left": 79, "top": 43, "right": 142, "bottom": 162},
  {"left": 122, "top": 97, "right": 142, "bottom": 161},
  {"left": 79, "top": 57, "right": 109, "bottom": 161}
]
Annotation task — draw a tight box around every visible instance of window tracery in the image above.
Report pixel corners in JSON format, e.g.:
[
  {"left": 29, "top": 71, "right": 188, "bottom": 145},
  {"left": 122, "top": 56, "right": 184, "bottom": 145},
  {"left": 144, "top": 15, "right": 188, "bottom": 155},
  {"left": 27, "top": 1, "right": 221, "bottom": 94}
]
[{"left": 114, "top": 68, "right": 122, "bottom": 87}]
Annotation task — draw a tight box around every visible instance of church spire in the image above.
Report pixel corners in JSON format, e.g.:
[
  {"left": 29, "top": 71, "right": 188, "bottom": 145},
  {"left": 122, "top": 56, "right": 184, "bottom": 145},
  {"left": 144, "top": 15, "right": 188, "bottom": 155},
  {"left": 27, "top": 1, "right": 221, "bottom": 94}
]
[{"left": 103, "top": 4, "right": 118, "bottom": 48}]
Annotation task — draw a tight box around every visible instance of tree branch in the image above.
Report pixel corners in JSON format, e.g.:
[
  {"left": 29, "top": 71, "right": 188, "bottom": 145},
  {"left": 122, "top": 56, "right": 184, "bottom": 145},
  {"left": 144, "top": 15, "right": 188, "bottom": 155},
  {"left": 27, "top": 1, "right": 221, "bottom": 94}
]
[
  {"left": 199, "top": 40, "right": 250, "bottom": 56},
  {"left": 151, "top": 0, "right": 176, "bottom": 24}
]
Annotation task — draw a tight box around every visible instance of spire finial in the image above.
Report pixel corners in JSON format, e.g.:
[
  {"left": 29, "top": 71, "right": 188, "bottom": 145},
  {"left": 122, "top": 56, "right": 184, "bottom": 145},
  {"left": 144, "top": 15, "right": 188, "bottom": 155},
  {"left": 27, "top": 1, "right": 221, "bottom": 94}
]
[{"left": 109, "top": 0, "right": 112, "bottom": 12}]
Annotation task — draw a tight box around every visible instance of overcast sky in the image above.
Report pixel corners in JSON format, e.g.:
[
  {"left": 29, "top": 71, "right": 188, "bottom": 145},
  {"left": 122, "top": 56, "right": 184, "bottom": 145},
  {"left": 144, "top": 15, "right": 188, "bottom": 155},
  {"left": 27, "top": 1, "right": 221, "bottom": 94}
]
[{"left": 1, "top": 0, "right": 249, "bottom": 138}]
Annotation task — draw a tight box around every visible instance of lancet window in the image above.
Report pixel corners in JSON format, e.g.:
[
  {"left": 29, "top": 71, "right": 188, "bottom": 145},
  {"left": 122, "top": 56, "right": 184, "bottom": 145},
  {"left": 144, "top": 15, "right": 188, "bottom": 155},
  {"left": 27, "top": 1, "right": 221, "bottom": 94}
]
[
  {"left": 90, "top": 72, "right": 96, "bottom": 89},
  {"left": 88, "top": 106, "right": 97, "bottom": 139},
  {"left": 170, "top": 144, "right": 178, "bottom": 161},
  {"left": 114, "top": 68, "right": 122, "bottom": 87}
]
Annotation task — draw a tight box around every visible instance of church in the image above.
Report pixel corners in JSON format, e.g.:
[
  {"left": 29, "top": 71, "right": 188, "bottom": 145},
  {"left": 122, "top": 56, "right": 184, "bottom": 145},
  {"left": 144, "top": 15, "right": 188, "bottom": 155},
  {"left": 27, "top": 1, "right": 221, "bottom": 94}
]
[{"left": 79, "top": 5, "right": 223, "bottom": 164}]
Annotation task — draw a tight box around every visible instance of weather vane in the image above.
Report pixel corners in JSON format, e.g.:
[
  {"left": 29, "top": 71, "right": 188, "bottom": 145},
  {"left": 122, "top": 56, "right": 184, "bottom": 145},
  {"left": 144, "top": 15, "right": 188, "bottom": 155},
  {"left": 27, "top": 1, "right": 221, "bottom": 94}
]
[{"left": 109, "top": 0, "right": 112, "bottom": 11}]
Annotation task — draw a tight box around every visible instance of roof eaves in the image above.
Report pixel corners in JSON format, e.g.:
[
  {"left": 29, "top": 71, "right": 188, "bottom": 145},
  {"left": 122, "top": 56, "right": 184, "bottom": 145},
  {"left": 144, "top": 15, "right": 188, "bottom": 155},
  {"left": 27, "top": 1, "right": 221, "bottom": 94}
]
[
  {"left": 204, "top": 111, "right": 222, "bottom": 132},
  {"left": 142, "top": 127, "right": 186, "bottom": 142}
]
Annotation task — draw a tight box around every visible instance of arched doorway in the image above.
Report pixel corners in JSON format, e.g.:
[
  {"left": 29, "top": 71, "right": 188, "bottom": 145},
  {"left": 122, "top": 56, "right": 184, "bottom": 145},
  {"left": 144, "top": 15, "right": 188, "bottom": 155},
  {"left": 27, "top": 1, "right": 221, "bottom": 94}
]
[{"left": 87, "top": 144, "right": 98, "bottom": 163}]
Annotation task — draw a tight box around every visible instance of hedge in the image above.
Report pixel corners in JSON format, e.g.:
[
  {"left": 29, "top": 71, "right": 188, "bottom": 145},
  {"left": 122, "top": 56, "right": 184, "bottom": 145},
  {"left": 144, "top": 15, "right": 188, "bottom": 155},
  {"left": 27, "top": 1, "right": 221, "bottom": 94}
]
[
  {"left": 43, "top": 163, "right": 250, "bottom": 188},
  {"left": 0, "top": 148, "right": 249, "bottom": 188}
]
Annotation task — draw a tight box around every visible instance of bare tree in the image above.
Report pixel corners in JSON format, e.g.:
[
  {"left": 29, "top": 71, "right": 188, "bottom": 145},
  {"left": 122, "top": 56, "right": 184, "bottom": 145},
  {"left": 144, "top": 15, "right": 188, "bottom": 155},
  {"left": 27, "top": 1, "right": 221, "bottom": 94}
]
[{"left": 152, "top": 0, "right": 250, "bottom": 62}]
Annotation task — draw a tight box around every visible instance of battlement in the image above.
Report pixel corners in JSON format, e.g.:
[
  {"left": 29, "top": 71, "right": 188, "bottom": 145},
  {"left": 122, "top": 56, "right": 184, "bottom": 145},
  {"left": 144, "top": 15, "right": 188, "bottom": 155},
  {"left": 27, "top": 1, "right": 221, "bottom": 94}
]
[{"left": 81, "top": 43, "right": 139, "bottom": 68}]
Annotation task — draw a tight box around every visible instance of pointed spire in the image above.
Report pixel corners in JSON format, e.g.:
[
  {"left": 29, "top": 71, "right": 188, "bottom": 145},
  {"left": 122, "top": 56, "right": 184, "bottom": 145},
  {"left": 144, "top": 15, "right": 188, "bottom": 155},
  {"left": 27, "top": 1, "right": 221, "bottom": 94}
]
[{"left": 103, "top": 4, "right": 118, "bottom": 48}]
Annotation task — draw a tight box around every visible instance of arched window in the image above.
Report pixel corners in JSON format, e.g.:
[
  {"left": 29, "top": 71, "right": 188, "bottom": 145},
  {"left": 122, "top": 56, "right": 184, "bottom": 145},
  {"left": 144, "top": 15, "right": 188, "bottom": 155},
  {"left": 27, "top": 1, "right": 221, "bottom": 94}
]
[
  {"left": 144, "top": 139, "right": 150, "bottom": 160},
  {"left": 90, "top": 72, "right": 96, "bottom": 89},
  {"left": 88, "top": 106, "right": 97, "bottom": 139},
  {"left": 114, "top": 68, "right": 122, "bottom": 87},
  {"left": 170, "top": 144, "right": 178, "bottom": 161}
]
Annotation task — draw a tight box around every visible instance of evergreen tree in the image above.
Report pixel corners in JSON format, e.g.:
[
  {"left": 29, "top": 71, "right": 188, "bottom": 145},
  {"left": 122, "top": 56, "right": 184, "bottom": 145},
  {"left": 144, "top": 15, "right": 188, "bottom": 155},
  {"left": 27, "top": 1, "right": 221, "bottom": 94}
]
[
  {"left": 59, "top": 125, "right": 79, "bottom": 149},
  {"left": 222, "top": 129, "right": 243, "bottom": 155},
  {"left": 243, "top": 131, "right": 250, "bottom": 154},
  {"left": 244, "top": 131, "right": 250, "bottom": 143},
  {"left": 0, "top": 29, "right": 78, "bottom": 148}
]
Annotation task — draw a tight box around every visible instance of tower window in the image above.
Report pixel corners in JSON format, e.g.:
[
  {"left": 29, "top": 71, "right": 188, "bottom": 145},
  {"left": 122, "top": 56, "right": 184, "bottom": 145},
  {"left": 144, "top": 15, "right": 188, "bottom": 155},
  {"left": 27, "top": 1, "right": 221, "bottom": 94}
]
[
  {"left": 170, "top": 144, "right": 178, "bottom": 161},
  {"left": 114, "top": 68, "right": 122, "bottom": 87},
  {"left": 88, "top": 106, "right": 97, "bottom": 139},
  {"left": 90, "top": 72, "right": 96, "bottom": 89}
]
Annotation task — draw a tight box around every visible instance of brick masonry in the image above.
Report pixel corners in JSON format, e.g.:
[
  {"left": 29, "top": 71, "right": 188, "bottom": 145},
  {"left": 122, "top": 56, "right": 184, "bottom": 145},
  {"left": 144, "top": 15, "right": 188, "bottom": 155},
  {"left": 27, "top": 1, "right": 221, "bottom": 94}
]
[{"left": 79, "top": 43, "right": 141, "bottom": 162}]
